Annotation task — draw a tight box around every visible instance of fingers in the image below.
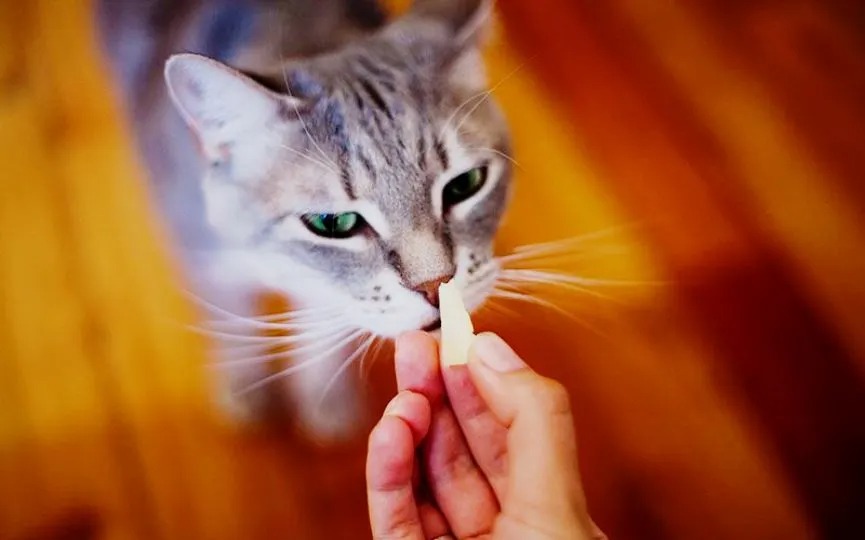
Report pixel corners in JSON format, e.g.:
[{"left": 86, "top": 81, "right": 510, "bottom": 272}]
[
  {"left": 366, "top": 391, "right": 431, "bottom": 540},
  {"left": 421, "top": 398, "right": 499, "bottom": 538},
  {"left": 441, "top": 366, "right": 509, "bottom": 498},
  {"left": 467, "top": 333, "right": 591, "bottom": 533},
  {"left": 395, "top": 331, "right": 445, "bottom": 403},
  {"left": 394, "top": 332, "right": 499, "bottom": 538}
]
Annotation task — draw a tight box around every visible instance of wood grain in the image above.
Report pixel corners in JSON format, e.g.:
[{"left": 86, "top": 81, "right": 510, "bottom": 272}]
[{"left": 1, "top": 0, "right": 862, "bottom": 538}]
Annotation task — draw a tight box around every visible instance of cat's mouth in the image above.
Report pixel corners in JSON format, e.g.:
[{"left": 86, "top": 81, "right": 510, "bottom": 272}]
[{"left": 422, "top": 317, "right": 442, "bottom": 332}]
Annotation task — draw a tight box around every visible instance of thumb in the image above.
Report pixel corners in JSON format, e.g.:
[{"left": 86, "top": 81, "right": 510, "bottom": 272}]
[{"left": 467, "top": 333, "right": 590, "bottom": 532}]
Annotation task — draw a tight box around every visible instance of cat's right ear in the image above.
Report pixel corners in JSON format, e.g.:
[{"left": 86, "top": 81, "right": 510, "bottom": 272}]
[{"left": 164, "top": 53, "right": 301, "bottom": 158}]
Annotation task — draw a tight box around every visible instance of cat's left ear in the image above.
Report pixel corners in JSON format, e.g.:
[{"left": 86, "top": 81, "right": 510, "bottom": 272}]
[
  {"left": 408, "top": 0, "right": 494, "bottom": 45},
  {"left": 164, "top": 53, "right": 302, "bottom": 159},
  {"left": 451, "top": 0, "right": 495, "bottom": 48},
  {"left": 430, "top": 0, "right": 496, "bottom": 92},
  {"left": 395, "top": 1, "right": 494, "bottom": 91}
]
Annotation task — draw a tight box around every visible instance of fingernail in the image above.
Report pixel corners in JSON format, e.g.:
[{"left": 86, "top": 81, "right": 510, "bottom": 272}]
[
  {"left": 472, "top": 333, "right": 526, "bottom": 372},
  {"left": 384, "top": 392, "right": 411, "bottom": 418}
]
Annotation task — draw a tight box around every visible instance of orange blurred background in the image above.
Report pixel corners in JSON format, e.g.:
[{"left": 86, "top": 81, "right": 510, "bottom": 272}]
[{"left": 2, "top": 1, "right": 864, "bottom": 538}]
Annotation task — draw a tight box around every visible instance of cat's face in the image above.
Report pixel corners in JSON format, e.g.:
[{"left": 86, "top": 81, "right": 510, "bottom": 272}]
[{"left": 166, "top": 3, "right": 510, "bottom": 337}]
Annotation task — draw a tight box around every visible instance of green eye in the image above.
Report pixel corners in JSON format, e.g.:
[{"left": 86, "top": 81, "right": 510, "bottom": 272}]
[
  {"left": 443, "top": 166, "right": 488, "bottom": 208},
  {"left": 301, "top": 212, "right": 364, "bottom": 239}
]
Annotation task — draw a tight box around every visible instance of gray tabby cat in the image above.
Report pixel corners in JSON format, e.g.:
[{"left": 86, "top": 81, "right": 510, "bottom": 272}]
[{"left": 99, "top": 0, "right": 512, "bottom": 440}]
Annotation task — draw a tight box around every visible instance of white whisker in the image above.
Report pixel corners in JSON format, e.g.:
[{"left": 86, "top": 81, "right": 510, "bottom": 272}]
[
  {"left": 234, "top": 328, "right": 364, "bottom": 394},
  {"left": 491, "top": 287, "right": 577, "bottom": 321},
  {"left": 438, "top": 92, "right": 491, "bottom": 142},
  {"left": 438, "top": 60, "right": 527, "bottom": 141},
  {"left": 316, "top": 334, "right": 374, "bottom": 408},
  {"left": 183, "top": 288, "right": 340, "bottom": 323},
  {"left": 450, "top": 62, "right": 528, "bottom": 138},
  {"left": 192, "top": 313, "right": 340, "bottom": 343},
  {"left": 279, "top": 49, "right": 340, "bottom": 173},
  {"left": 188, "top": 327, "right": 297, "bottom": 344},
  {"left": 499, "top": 246, "right": 630, "bottom": 269},
  {"left": 479, "top": 298, "right": 522, "bottom": 321},
  {"left": 470, "top": 146, "right": 523, "bottom": 170},
  {"left": 502, "top": 269, "right": 654, "bottom": 289},
  {"left": 252, "top": 308, "right": 340, "bottom": 322},
  {"left": 200, "top": 315, "right": 341, "bottom": 334},
  {"left": 279, "top": 143, "right": 339, "bottom": 175},
  {"left": 360, "top": 335, "right": 387, "bottom": 381},
  {"left": 491, "top": 287, "right": 609, "bottom": 338},
  {"left": 272, "top": 0, "right": 341, "bottom": 174},
  {"left": 498, "top": 270, "right": 623, "bottom": 303},
  {"left": 505, "top": 224, "right": 638, "bottom": 256},
  {"left": 214, "top": 325, "right": 356, "bottom": 366}
]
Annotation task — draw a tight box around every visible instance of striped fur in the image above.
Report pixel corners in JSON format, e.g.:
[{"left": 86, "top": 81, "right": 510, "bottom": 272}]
[{"left": 99, "top": 0, "right": 512, "bottom": 439}]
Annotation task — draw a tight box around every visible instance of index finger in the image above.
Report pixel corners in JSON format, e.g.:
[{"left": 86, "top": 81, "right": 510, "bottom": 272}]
[{"left": 366, "top": 392, "right": 430, "bottom": 540}]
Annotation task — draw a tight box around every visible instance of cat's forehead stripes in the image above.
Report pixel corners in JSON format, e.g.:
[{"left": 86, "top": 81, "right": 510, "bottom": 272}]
[{"left": 306, "top": 61, "right": 445, "bottom": 206}]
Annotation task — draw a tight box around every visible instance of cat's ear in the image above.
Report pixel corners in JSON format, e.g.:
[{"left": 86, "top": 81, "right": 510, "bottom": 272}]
[
  {"left": 409, "top": 0, "right": 494, "bottom": 92},
  {"left": 409, "top": 0, "right": 494, "bottom": 46},
  {"left": 164, "top": 53, "right": 300, "bottom": 157}
]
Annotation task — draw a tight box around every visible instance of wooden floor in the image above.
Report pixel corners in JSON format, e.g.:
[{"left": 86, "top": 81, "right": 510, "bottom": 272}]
[{"left": 2, "top": 0, "right": 864, "bottom": 538}]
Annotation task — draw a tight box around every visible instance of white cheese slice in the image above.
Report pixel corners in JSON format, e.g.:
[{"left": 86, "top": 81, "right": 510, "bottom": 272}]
[{"left": 439, "top": 280, "right": 475, "bottom": 367}]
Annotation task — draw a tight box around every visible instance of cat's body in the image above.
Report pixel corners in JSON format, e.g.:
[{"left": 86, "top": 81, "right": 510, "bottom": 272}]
[{"left": 99, "top": 0, "right": 512, "bottom": 440}]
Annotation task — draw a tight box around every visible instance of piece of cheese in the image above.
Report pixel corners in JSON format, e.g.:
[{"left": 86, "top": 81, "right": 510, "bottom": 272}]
[{"left": 439, "top": 280, "right": 475, "bottom": 366}]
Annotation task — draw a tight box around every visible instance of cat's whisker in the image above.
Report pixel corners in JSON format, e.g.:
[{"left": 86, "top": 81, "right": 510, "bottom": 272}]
[
  {"left": 499, "top": 246, "right": 630, "bottom": 268},
  {"left": 233, "top": 329, "right": 365, "bottom": 394},
  {"left": 497, "top": 276, "right": 615, "bottom": 304},
  {"left": 199, "top": 314, "right": 343, "bottom": 334},
  {"left": 211, "top": 346, "right": 292, "bottom": 369},
  {"left": 438, "top": 92, "right": 493, "bottom": 142},
  {"left": 469, "top": 146, "right": 523, "bottom": 170},
  {"left": 278, "top": 143, "right": 339, "bottom": 175},
  {"left": 490, "top": 300, "right": 523, "bottom": 320},
  {"left": 281, "top": 61, "right": 339, "bottom": 174},
  {"left": 182, "top": 288, "right": 340, "bottom": 323},
  {"left": 215, "top": 323, "right": 354, "bottom": 358},
  {"left": 490, "top": 286, "right": 609, "bottom": 338},
  {"left": 210, "top": 340, "right": 290, "bottom": 361},
  {"left": 277, "top": 17, "right": 341, "bottom": 173},
  {"left": 192, "top": 310, "right": 341, "bottom": 340},
  {"left": 490, "top": 287, "right": 578, "bottom": 321},
  {"left": 359, "top": 335, "right": 386, "bottom": 381},
  {"left": 251, "top": 308, "right": 342, "bottom": 323},
  {"left": 448, "top": 62, "right": 528, "bottom": 139},
  {"left": 498, "top": 269, "right": 628, "bottom": 303},
  {"left": 502, "top": 269, "right": 657, "bottom": 289},
  {"left": 504, "top": 224, "right": 639, "bottom": 256},
  {"left": 474, "top": 297, "right": 518, "bottom": 322},
  {"left": 316, "top": 334, "right": 375, "bottom": 409},
  {"left": 188, "top": 327, "right": 302, "bottom": 344},
  {"left": 215, "top": 327, "right": 357, "bottom": 369},
  {"left": 438, "top": 58, "right": 527, "bottom": 141}
]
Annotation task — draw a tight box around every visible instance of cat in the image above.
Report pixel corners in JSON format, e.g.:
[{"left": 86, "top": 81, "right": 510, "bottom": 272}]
[{"left": 98, "top": 0, "right": 512, "bottom": 441}]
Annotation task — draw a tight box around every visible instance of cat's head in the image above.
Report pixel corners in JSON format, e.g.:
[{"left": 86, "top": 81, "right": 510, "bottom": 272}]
[{"left": 164, "top": 0, "right": 511, "bottom": 337}]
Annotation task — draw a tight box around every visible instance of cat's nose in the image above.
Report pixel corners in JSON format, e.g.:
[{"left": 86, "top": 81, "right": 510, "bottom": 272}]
[{"left": 412, "top": 275, "right": 454, "bottom": 308}]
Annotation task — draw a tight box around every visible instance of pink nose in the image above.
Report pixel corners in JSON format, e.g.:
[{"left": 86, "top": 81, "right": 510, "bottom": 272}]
[{"left": 412, "top": 275, "right": 454, "bottom": 308}]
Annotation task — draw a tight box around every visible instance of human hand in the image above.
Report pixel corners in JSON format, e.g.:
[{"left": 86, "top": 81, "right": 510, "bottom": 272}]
[{"left": 366, "top": 331, "right": 606, "bottom": 540}]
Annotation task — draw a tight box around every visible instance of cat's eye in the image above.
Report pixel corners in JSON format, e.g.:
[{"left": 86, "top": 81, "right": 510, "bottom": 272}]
[
  {"left": 301, "top": 212, "right": 365, "bottom": 239},
  {"left": 443, "top": 166, "right": 488, "bottom": 208}
]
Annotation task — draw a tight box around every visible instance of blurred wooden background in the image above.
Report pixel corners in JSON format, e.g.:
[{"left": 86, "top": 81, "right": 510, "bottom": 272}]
[{"left": 2, "top": 0, "right": 864, "bottom": 538}]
